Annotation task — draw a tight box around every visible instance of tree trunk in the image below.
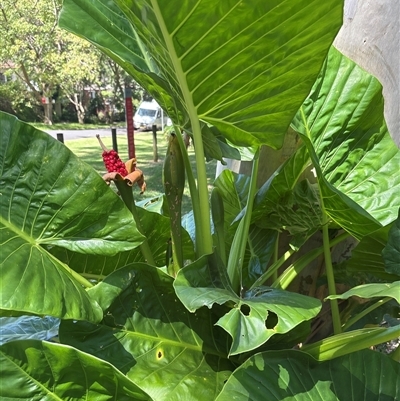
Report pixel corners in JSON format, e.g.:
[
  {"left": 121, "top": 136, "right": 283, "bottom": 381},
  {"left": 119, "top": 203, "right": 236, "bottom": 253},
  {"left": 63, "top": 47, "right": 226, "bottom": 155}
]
[
  {"left": 43, "top": 101, "right": 53, "bottom": 125},
  {"left": 73, "top": 93, "right": 86, "bottom": 124},
  {"left": 77, "top": 107, "right": 85, "bottom": 124}
]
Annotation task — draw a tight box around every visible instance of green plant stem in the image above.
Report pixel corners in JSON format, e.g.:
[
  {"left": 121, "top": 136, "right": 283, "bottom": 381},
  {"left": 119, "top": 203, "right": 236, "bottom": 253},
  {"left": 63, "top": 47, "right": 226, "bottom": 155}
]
[
  {"left": 321, "top": 209, "right": 342, "bottom": 335},
  {"left": 115, "top": 180, "right": 156, "bottom": 266},
  {"left": 152, "top": 0, "right": 213, "bottom": 256},
  {"left": 342, "top": 297, "right": 392, "bottom": 331},
  {"left": 272, "top": 231, "right": 350, "bottom": 290},
  {"left": 188, "top": 119, "right": 213, "bottom": 255},
  {"left": 211, "top": 187, "right": 226, "bottom": 265},
  {"left": 300, "top": 106, "right": 341, "bottom": 335},
  {"left": 250, "top": 248, "right": 296, "bottom": 289},
  {"left": 81, "top": 273, "right": 106, "bottom": 281},
  {"left": 173, "top": 125, "right": 203, "bottom": 256},
  {"left": 63, "top": 261, "right": 94, "bottom": 288},
  {"left": 227, "top": 148, "right": 260, "bottom": 292}
]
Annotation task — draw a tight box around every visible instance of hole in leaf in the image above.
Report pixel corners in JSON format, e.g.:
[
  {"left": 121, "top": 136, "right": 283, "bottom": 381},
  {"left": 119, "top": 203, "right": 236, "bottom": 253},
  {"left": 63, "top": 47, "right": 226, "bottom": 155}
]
[
  {"left": 265, "top": 312, "right": 278, "bottom": 329},
  {"left": 240, "top": 304, "right": 251, "bottom": 316}
]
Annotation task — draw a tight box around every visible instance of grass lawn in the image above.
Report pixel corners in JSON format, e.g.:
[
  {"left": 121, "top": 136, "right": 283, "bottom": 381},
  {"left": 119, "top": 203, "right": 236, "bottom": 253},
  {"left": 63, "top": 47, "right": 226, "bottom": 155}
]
[{"left": 64, "top": 131, "right": 218, "bottom": 215}]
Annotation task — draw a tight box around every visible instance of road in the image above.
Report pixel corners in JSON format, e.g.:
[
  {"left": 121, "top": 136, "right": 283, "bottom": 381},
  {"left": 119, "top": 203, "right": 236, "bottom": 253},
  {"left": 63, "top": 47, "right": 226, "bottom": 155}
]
[{"left": 44, "top": 127, "right": 129, "bottom": 141}]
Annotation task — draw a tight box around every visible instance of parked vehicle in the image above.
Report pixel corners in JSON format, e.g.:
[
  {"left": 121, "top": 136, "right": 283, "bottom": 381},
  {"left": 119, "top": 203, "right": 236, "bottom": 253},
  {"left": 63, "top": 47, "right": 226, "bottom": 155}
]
[{"left": 133, "top": 99, "right": 168, "bottom": 130}]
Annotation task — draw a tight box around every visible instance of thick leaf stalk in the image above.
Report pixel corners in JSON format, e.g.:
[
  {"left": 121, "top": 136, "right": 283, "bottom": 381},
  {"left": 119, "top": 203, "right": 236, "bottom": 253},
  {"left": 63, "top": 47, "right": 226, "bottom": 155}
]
[
  {"left": 173, "top": 125, "right": 204, "bottom": 256},
  {"left": 115, "top": 179, "right": 155, "bottom": 266},
  {"left": 300, "top": 107, "right": 341, "bottom": 334},
  {"left": 321, "top": 209, "right": 342, "bottom": 335},
  {"left": 250, "top": 248, "right": 296, "bottom": 289},
  {"left": 269, "top": 231, "right": 350, "bottom": 290},
  {"left": 211, "top": 187, "right": 226, "bottom": 266},
  {"left": 163, "top": 133, "right": 185, "bottom": 275},
  {"left": 188, "top": 118, "right": 214, "bottom": 256},
  {"left": 227, "top": 148, "right": 260, "bottom": 293}
]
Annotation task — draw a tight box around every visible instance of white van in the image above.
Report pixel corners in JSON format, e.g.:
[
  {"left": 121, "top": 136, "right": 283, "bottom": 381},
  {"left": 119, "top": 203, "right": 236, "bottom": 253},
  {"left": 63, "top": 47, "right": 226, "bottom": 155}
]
[{"left": 133, "top": 99, "right": 168, "bottom": 130}]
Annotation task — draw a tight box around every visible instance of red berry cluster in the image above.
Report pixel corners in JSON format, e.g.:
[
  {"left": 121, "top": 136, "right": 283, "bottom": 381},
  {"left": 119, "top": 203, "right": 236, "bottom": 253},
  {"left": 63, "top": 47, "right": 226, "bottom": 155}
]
[
  {"left": 102, "top": 149, "right": 128, "bottom": 177},
  {"left": 97, "top": 134, "right": 128, "bottom": 177}
]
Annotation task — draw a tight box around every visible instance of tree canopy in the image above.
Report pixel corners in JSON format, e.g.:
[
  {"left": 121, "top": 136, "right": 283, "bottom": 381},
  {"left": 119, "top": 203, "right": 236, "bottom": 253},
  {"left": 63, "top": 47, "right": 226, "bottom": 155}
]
[{"left": 0, "top": 0, "right": 102, "bottom": 123}]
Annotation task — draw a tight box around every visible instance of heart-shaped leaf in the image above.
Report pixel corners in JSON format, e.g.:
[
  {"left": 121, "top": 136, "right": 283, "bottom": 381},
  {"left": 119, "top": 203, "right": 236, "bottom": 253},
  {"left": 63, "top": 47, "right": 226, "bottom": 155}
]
[
  {"left": 0, "top": 340, "right": 151, "bottom": 400},
  {"left": 60, "top": 0, "right": 344, "bottom": 149},
  {"left": 216, "top": 349, "right": 399, "bottom": 400},
  {"left": 60, "top": 264, "right": 234, "bottom": 401},
  {"left": 60, "top": 0, "right": 179, "bottom": 119},
  {"left": 0, "top": 113, "right": 144, "bottom": 254},
  {"left": 292, "top": 47, "right": 400, "bottom": 238},
  {"left": 174, "top": 254, "right": 321, "bottom": 355},
  {"left": 0, "top": 112, "right": 143, "bottom": 320}
]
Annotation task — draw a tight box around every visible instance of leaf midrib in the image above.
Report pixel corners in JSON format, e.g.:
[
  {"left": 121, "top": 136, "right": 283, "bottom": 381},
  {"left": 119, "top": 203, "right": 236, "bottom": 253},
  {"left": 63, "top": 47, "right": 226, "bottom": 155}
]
[
  {"left": 149, "top": 0, "right": 213, "bottom": 254},
  {"left": 119, "top": 328, "right": 228, "bottom": 358},
  {"left": 0, "top": 215, "right": 36, "bottom": 245}
]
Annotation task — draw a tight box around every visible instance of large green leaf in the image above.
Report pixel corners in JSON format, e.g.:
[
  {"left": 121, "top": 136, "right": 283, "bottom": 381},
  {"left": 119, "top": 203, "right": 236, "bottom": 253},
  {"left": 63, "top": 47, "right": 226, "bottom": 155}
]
[
  {"left": 0, "top": 112, "right": 143, "bottom": 320},
  {"left": 292, "top": 47, "right": 400, "bottom": 238},
  {"left": 47, "top": 203, "right": 195, "bottom": 277},
  {"left": 60, "top": 0, "right": 178, "bottom": 118},
  {"left": 60, "top": 0, "right": 344, "bottom": 149},
  {"left": 216, "top": 349, "right": 400, "bottom": 400},
  {"left": 0, "top": 113, "right": 144, "bottom": 253},
  {"left": 0, "top": 228, "right": 103, "bottom": 321},
  {"left": 59, "top": 264, "right": 234, "bottom": 401},
  {"left": 302, "top": 326, "right": 400, "bottom": 361},
  {"left": 174, "top": 254, "right": 321, "bottom": 355},
  {"left": 0, "top": 340, "right": 151, "bottom": 400},
  {"left": 326, "top": 282, "right": 400, "bottom": 303}
]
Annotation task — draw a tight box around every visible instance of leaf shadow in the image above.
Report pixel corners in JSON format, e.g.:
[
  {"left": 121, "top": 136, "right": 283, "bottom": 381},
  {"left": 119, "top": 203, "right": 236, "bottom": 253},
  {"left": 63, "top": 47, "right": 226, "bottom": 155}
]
[{"left": 59, "top": 264, "right": 234, "bottom": 377}]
